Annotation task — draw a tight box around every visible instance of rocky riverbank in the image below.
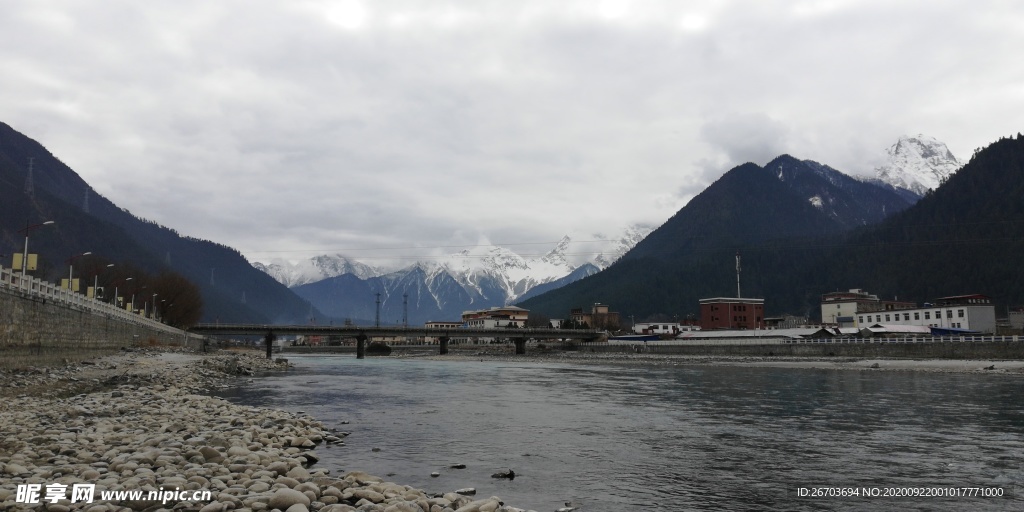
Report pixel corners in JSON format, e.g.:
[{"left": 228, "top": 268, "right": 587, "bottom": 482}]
[{"left": 0, "top": 350, "right": 535, "bottom": 512}]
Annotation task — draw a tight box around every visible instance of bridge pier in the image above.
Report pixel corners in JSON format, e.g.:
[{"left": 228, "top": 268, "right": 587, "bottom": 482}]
[
  {"left": 356, "top": 334, "right": 367, "bottom": 359},
  {"left": 264, "top": 330, "right": 276, "bottom": 359},
  {"left": 514, "top": 337, "right": 526, "bottom": 355},
  {"left": 439, "top": 336, "right": 449, "bottom": 355}
]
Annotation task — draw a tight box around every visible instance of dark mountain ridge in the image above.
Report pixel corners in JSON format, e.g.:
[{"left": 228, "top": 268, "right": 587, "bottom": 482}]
[
  {"left": 520, "top": 138, "right": 1024, "bottom": 322},
  {"left": 0, "top": 121, "right": 319, "bottom": 324}
]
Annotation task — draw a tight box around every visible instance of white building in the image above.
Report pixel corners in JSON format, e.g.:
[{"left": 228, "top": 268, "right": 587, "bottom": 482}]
[
  {"left": 633, "top": 322, "right": 700, "bottom": 335},
  {"left": 820, "top": 288, "right": 915, "bottom": 327},
  {"left": 855, "top": 294, "right": 996, "bottom": 334}
]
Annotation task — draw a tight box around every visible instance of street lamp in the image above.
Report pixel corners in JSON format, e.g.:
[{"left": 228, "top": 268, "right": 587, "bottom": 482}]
[
  {"left": 132, "top": 286, "right": 147, "bottom": 314},
  {"left": 93, "top": 263, "right": 114, "bottom": 300},
  {"left": 18, "top": 220, "right": 55, "bottom": 286},
  {"left": 113, "top": 277, "right": 133, "bottom": 308},
  {"left": 66, "top": 252, "right": 92, "bottom": 295}
]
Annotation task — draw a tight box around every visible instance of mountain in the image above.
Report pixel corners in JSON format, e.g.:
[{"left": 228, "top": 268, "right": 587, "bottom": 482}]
[
  {"left": 621, "top": 155, "right": 914, "bottom": 263},
  {"left": 254, "top": 255, "right": 382, "bottom": 288},
  {"left": 0, "top": 121, "right": 320, "bottom": 324},
  {"left": 520, "top": 134, "right": 1024, "bottom": 323},
  {"left": 872, "top": 134, "right": 964, "bottom": 197},
  {"left": 283, "top": 228, "right": 651, "bottom": 325}
]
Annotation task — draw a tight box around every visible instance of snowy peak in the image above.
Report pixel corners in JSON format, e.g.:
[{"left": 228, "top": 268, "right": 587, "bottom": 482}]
[
  {"left": 253, "top": 254, "right": 382, "bottom": 288},
  {"left": 874, "top": 135, "right": 963, "bottom": 197}
]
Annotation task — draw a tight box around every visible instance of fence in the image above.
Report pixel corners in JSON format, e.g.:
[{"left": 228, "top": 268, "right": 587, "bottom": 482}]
[{"left": 602, "top": 335, "right": 1022, "bottom": 346}]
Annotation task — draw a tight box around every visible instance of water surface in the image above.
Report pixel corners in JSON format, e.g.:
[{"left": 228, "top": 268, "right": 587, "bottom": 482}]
[{"left": 217, "top": 356, "right": 1024, "bottom": 511}]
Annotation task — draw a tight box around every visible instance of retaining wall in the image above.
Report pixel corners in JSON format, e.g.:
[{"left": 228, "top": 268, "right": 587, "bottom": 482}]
[{"left": 0, "top": 277, "right": 197, "bottom": 368}]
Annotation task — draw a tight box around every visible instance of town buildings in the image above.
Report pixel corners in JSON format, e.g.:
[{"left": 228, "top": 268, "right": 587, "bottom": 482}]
[
  {"left": 698, "top": 297, "right": 765, "bottom": 330},
  {"left": 568, "top": 303, "right": 620, "bottom": 330},
  {"left": 853, "top": 294, "right": 996, "bottom": 334},
  {"left": 461, "top": 306, "right": 529, "bottom": 329},
  {"left": 820, "top": 289, "right": 915, "bottom": 327}
]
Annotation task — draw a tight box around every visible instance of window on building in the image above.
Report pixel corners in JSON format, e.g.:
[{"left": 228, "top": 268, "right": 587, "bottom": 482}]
[
  {"left": 947, "top": 310, "right": 953, "bottom": 318},
  {"left": 859, "top": 316, "right": 863, "bottom": 323},
  {"left": 885, "top": 314, "right": 890, "bottom": 322},
  {"left": 925, "top": 312, "right": 930, "bottom": 320},
  {"left": 935, "top": 311, "right": 941, "bottom": 319},
  {"left": 904, "top": 313, "right": 910, "bottom": 321},
  {"left": 914, "top": 312, "right": 920, "bottom": 320},
  {"left": 958, "top": 309, "right": 964, "bottom": 318}
]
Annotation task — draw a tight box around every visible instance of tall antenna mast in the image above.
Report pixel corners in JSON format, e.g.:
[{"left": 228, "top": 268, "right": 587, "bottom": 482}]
[
  {"left": 375, "top": 292, "right": 381, "bottom": 327},
  {"left": 402, "top": 293, "right": 408, "bottom": 328},
  {"left": 735, "top": 251, "right": 742, "bottom": 298}
]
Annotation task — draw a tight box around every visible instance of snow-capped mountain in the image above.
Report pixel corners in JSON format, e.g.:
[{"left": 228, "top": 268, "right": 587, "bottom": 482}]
[
  {"left": 873, "top": 135, "right": 964, "bottom": 197},
  {"left": 258, "top": 226, "right": 652, "bottom": 324},
  {"left": 253, "top": 254, "right": 381, "bottom": 288}
]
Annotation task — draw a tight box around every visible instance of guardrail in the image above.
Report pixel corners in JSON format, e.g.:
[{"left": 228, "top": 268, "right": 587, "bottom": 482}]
[
  {"left": 0, "top": 265, "right": 182, "bottom": 336},
  {"left": 600, "top": 335, "right": 1021, "bottom": 346}
]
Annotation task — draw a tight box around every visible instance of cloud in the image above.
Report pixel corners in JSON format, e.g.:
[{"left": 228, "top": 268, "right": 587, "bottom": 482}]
[
  {"left": 1, "top": 0, "right": 1022, "bottom": 263},
  {"left": 699, "top": 113, "right": 792, "bottom": 169}
]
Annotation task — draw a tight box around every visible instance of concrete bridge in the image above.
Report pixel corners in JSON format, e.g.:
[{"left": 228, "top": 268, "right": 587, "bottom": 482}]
[{"left": 189, "top": 323, "right": 605, "bottom": 358}]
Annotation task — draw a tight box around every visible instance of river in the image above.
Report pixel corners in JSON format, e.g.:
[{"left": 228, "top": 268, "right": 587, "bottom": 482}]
[{"left": 216, "top": 355, "right": 1024, "bottom": 511}]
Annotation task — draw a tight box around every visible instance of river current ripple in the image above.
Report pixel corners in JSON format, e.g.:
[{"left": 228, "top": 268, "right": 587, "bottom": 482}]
[{"left": 216, "top": 356, "right": 1024, "bottom": 511}]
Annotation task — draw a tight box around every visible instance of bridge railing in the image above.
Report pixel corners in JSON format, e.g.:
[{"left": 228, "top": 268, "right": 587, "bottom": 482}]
[{"left": 1, "top": 264, "right": 183, "bottom": 335}]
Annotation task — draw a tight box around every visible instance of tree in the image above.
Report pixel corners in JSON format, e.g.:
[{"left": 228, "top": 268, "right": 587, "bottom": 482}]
[{"left": 151, "top": 271, "right": 203, "bottom": 328}]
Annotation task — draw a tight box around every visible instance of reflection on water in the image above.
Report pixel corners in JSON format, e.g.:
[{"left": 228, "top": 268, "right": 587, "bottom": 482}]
[{"left": 216, "top": 357, "right": 1024, "bottom": 511}]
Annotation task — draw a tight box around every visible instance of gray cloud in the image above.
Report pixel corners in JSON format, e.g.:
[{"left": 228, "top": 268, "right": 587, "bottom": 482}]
[{"left": 2, "top": 1, "right": 1022, "bottom": 263}]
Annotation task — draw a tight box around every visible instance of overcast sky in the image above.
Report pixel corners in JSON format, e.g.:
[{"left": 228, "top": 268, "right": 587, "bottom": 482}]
[{"left": 2, "top": 1, "right": 1022, "bottom": 264}]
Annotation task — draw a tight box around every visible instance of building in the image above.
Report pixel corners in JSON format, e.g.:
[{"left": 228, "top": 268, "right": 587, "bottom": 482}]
[
  {"left": 1009, "top": 308, "right": 1024, "bottom": 331},
  {"left": 855, "top": 294, "right": 997, "bottom": 334},
  {"left": 699, "top": 297, "right": 765, "bottom": 330},
  {"left": 764, "top": 315, "right": 810, "bottom": 329},
  {"left": 424, "top": 321, "right": 465, "bottom": 345},
  {"left": 820, "top": 289, "right": 915, "bottom": 327},
  {"left": 568, "top": 303, "right": 620, "bottom": 330},
  {"left": 461, "top": 306, "right": 529, "bottom": 329},
  {"left": 633, "top": 322, "right": 682, "bottom": 335}
]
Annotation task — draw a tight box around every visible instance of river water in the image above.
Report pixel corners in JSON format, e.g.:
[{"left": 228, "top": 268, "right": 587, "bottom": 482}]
[{"left": 216, "top": 356, "right": 1024, "bottom": 511}]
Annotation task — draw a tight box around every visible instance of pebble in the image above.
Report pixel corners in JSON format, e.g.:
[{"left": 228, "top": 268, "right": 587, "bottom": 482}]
[{"left": 0, "top": 352, "right": 537, "bottom": 512}]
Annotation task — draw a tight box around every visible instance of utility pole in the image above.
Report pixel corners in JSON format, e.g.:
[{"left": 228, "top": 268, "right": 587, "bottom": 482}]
[
  {"left": 402, "top": 293, "right": 408, "bottom": 328},
  {"left": 375, "top": 292, "right": 381, "bottom": 327}
]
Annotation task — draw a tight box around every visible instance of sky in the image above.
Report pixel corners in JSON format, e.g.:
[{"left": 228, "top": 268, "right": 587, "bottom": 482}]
[{"left": 2, "top": 0, "right": 1022, "bottom": 265}]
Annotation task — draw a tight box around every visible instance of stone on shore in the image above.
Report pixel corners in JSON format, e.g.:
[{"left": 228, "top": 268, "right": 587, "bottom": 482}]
[{"left": 0, "top": 351, "right": 533, "bottom": 512}]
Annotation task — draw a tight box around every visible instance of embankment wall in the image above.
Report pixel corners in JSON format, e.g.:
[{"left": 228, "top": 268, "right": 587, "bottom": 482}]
[{"left": 0, "top": 287, "right": 195, "bottom": 368}]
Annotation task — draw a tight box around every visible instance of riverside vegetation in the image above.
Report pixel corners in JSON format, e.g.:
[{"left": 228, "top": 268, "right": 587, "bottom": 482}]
[{"left": 0, "top": 349, "right": 535, "bottom": 512}]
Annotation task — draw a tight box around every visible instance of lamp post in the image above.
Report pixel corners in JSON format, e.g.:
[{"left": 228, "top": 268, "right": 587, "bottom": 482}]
[
  {"left": 93, "top": 263, "right": 114, "bottom": 300},
  {"left": 150, "top": 293, "right": 158, "bottom": 318},
  {"left": 18, "top": 220, "right": 55, "bottom": 287},
  {"left": 132, "top": 286, "right": 146, "bottom": 314},
  {"left": 66, "top": 252, "right": 92, "bottom": 295},
  {"left": 113, "top": 277, "right": 133, "bottom": 308}
]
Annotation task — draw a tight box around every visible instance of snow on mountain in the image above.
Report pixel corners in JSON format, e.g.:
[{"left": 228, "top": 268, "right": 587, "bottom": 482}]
[
  {"left": 263, "top": 225, "right": 652, "bottom": 323},
  {"left": 873, "top": 135, "right": 964, "bottom": 197},
  {"left": 253, "top": 254, "right": 382, "bottom": 288}
]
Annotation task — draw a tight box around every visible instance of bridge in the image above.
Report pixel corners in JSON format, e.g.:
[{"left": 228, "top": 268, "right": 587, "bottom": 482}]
[{"left": 189, "top": 323, "right": 605, "bottom": 358}]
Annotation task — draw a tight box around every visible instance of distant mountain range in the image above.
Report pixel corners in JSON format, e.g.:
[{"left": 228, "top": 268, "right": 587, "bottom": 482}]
[
  {"left": 2, "top": 116, "right": 980, "bottom": 328},
  {"left": 255, "top": 227, "right": 651, "bottom": 325},
  {"left": 521, "top": 133, "right": 1024, "bottom": 323},
  {"left": 256, "top": 134, "right": 965, "bottom": 325}
]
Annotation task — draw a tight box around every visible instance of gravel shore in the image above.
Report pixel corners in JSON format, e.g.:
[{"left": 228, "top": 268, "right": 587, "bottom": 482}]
[{"left": 0, "top": 349, "right": 536, "bottom": 512}]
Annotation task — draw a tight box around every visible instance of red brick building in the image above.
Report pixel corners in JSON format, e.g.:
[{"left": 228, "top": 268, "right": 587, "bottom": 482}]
[{"left": 699, "top": 297, "right": 765, "bottom": 330}]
